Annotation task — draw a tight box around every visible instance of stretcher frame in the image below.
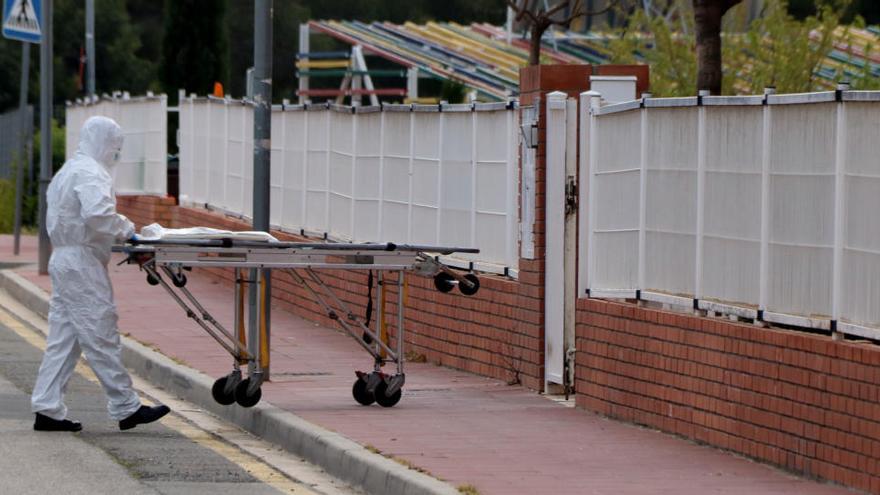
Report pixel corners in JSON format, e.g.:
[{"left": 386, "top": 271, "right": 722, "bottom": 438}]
[{"left": 116, "top": 239, "right": 480, "bottom": 408}]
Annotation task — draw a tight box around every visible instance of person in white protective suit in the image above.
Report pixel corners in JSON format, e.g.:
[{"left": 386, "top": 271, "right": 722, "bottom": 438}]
[{"left": 31, "top": 116, "right": 170, "bottom": 432}]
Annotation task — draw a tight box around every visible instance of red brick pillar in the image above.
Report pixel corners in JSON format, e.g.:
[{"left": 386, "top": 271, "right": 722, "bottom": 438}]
[
  {"left": 517, "top": 64, "right": 649, "bottom": 392},
  {"left": 518, "top": 64, "right": 593, "bottom": 392}
]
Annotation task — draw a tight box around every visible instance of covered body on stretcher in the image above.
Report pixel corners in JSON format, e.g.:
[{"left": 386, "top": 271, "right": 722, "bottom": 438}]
[{"left": 114, "top": 224, "right": 481, "bottom": 409}]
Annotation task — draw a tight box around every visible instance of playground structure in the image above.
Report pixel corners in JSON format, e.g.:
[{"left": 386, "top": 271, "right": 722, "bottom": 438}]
[{"left": 296, "top": 21, "right": 880, "bottom": 104}]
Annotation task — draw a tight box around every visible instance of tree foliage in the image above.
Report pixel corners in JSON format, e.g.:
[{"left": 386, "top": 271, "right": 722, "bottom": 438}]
[
  {"left": 160, "top": 0, "right": 229, "bottom": 102},
  {"left": 0, "top": 0, "right": 160, "bottom": 113},
  {"left": 609, "top": 0, "right": 878, "bottom": 96}
]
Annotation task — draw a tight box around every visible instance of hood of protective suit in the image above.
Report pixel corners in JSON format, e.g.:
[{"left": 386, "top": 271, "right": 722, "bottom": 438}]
[{"left": 77, "top": 116, "right": 124, "bottom": 169}]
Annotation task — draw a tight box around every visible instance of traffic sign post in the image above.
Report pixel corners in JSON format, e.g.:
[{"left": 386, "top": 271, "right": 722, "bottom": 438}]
[
  {"left": 3, "top": 0, "right": 42, "bottom": 44},
  {"left": 3, "top": 0, "right": 41, "bottom": 256}
]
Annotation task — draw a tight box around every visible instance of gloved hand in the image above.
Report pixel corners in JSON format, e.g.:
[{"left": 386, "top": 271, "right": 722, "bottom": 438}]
[{"left": 119, "top": 215, "right": 136, "bottom": 241}]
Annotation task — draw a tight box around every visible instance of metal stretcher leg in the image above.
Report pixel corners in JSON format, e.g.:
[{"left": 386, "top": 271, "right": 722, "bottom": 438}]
[
  {"left": 144, "top": 263, "right": 263, "bottom": 408},
  {"left": 284, "top": 268, "right": 399, "bottom": 363},
  {"left": 143, "top": 263, "right": 251, "bottom": 361},
  {"left": 286, "top": 268, "right": 405, "bottom": 408}
]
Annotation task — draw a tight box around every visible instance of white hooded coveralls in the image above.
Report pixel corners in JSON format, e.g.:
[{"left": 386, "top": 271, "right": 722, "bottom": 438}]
[{"left": 31, "top": 116, "right": 141, "bottom": 421}]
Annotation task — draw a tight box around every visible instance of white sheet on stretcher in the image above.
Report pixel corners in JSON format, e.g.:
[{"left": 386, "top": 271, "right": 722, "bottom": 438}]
[{"left": 138, "top": 223, "right": 279, "bottom": 242}]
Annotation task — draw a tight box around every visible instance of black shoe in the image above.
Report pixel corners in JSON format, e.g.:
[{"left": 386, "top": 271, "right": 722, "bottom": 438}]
[
  {"left": 34, "top": 412, "right": 82, "bottom": 432},
  {"left": 118, "top": 404, "right": 170, "bottom": 431}
]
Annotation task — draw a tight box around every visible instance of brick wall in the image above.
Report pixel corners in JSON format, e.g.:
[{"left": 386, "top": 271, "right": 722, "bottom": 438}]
[
  {"left": 576, "top": 297, "right": 880, "bottom": 493},
  {"left": 117, "top": 195, "right": 177, "bottom": 229}
]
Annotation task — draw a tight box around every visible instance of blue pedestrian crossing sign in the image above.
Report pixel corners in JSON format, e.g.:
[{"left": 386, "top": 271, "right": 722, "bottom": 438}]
[{"left": 3, "top": 0, "right": 41, "bottom": 43}]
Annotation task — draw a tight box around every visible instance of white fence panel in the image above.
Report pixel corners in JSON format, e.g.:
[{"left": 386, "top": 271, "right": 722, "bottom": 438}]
[
  {"left": 380, "top": 109, "right": 412, "bottom": 242},
  {"left": 644, "top": 104, "right": 699, "bottom": 298},
  {"left": 475, "top": 107, "right": 516, "bottom": 266},
  {"left": 177, "top": 97, "right": 519, "bottom": 271},
  {"left": 583, "top": 90, "right": 880, "bottom": 338},
  {"left": 411, "top": 108, "right": 442, "bottom": 245},
  {"left": 280, "top": 109, "right": 307, "bottom": 230},
  {"left": 328, "top": 108, "right": 354, "bottom": 240},
  {"left": 440, "top": 109, "right": 473, "bottom": 249},
  {"left": 65, "top": 94, "right": 167, "bottom": 196},
  {"left": 588, "top": 106, "right": 642, "bottom": 294},
  {"left": 841, "top": 100, "right": 880, "bottom": 329},
  {"left": 305, "top": 108, "right": 329, "bottom": 235},
  {"left": 207, "top": 100, "right": 226, "bottom": 210},
  {"left": 701, "top": 105, "right": 763, "bottom": 308},
  {"left": 353, "top": 110, "right": 382, "bottom": 242},
  {"left": 189, "top": 100, "right": 210, "bottom": 205},
  {"left": 766, "top": 101, "right": 836, "bottom": 320}
]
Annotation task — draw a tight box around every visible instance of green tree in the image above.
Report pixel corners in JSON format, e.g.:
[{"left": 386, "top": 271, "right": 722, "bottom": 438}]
[
  {"left": 0, "top": 0, "right": 158, "bottom": 113},
  {"left": 609, "top": 0, "right": 875, "bottom": 96},
  {"left": 161, "top": 0, "right": 229, "bottom": 102},
  {"left": 723, "top": 0, "right": 846, "bottom": 93}
]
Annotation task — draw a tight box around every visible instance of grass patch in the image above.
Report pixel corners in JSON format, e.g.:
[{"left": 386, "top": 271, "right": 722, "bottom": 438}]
[
  {"left": 458, "top": 484, "right": 481, "bottom": 495},
  {"left": 404, "top": 350, "right": 427, "bottom": 363}
]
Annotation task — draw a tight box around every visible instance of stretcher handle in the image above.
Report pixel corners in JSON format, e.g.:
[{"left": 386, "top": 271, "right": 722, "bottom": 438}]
[{"left": 127, "top": 237, "right": 480, "bottom": 255}]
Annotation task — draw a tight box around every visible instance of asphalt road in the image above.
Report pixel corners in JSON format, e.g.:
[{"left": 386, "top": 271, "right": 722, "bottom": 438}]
[{"left": 0, "top": 298, "right": 358, "bottom": 495}]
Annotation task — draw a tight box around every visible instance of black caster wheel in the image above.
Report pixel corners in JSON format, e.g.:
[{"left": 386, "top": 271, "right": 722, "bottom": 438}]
[
  {"left": 352, "top": 378, "right": 375, "bottom": 406},
  {"left": 211, "top": 376, "right": 237, "bottom": 405},
  {"left": 146, "top": 273, "right": 160, "bottom": 286},
  {"left": 172, "top": 274, "right": 188, "bottom": 288},
  {"left": 458, "top": 274, "right": 480, "bottom": 296},
  {"left": 434, "top": 272, "right": 455, "bottom": 293},
  {"left": 234, "top": 378, "right": 262, "bottom": 408},
  {"left": 373, "top": 381, "right": 402, "bottom": 408}
]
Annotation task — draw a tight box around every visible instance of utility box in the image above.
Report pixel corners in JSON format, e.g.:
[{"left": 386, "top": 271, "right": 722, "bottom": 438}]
[{"left": 589, "top": 75, "right": 638, "bottom": 104}]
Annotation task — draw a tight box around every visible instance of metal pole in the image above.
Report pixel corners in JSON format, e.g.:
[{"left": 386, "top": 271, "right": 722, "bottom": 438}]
[
  {"left": 85, "top": 0, "right": 95, "bottom": 96},
  {"left": 14, "top": 43, "right": 30, "bottom": 256},
  {"left": 38, "top": 0, "right": 53, "bottom": 275},
  {"left": 249, "top": 0, "right": 272, "bottom": 377}
]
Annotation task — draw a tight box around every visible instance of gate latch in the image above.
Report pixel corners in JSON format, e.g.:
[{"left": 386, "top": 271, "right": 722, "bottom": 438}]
[{"left": 565, "top": 176, "right": 578, "bottom": 215}]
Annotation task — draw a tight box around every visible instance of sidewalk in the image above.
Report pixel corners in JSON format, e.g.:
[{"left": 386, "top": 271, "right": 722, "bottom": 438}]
[{"left": 0, "top": 235, "right": 856, "bottom": 495}]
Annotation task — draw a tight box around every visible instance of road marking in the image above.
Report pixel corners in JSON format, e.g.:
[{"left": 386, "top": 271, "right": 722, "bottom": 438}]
[{"left": 0, "top": 304, "right": 327, "bottom": 495}]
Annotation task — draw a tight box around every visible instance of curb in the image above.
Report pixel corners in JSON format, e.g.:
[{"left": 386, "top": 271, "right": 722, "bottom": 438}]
[{"left": 0, "top": 269, "right": 459, "bottom": 495}]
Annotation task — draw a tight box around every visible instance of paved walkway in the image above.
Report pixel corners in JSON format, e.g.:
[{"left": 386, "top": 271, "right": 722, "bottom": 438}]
[{"left": 0, "top": 235, "right": 856, "bottom": 495}]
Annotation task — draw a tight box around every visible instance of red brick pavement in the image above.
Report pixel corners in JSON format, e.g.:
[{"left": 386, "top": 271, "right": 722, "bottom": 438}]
[{"left": 5, "top": 235, "right": 857, "bottom": 495}]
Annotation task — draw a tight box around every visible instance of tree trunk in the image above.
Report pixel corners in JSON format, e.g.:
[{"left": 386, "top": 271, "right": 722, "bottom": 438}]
[
  {"left": 529, "top": 22, "right": 546, "bottom": 66},
  {"left": 693, "top": 0, "right": 741, "bottom": 95}
]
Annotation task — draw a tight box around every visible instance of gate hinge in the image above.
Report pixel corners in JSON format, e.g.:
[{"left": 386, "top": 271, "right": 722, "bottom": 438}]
[{"left": 565, "top": 176, "right": 578, "bottom": 215}]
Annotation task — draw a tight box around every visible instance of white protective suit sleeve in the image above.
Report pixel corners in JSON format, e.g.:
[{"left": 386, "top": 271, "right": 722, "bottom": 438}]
[{"left": 75, "top": 179, "right": 135, "bottom": 241}]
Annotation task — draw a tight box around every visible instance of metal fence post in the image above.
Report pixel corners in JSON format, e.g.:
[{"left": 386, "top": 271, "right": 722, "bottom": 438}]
[
  {"left": 831, "top": 82, "right": 850, "bottom": 339},
  {"left": 695, "top": 89, "right": 710, "bottom": 308},
  {"left": 637, "top": 93, "right": 650, "bottom": 295},
  {"left": 758, "top": 87, "right": 775, "bottom": 323}
]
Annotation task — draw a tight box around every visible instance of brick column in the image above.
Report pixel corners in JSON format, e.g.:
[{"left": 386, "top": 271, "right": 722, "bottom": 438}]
[{"left": 518, "top": 63, "right": 649, "bottom": 392}]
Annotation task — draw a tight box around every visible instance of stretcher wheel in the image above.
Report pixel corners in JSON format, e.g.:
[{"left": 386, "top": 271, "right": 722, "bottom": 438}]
[
  {"left": 433, "top": 272, "right": 455, "bottom": 293},
  {"left": 373, "top": 381, "right": 402, "bottom": 408},
  {"left": 147, "top": 273, "right": 160, "bottom": 286},
  {"left": 211, "top": 376, "right": 236, "bottom": 405},
  {"left": 234, "top": 378, "right": 262, "bottom": 408},
  {"left": 459, "top": 274, "right": 480, "bottom": 296},
  {"left": 172, "top": 274, "right": 188, "bottom": 288},
  {"left": 352, "top": 378, "right": 375, "bottom": 406}
]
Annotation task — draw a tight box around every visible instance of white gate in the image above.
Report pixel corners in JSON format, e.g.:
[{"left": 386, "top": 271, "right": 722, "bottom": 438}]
[{"left": 544, "top": 92, "right": 578, "bottom": 394}]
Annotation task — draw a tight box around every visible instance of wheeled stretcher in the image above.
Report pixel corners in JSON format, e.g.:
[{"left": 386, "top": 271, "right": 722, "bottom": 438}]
[{"left": 115, "top": 237, "right": 480, "bottom": 408}]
